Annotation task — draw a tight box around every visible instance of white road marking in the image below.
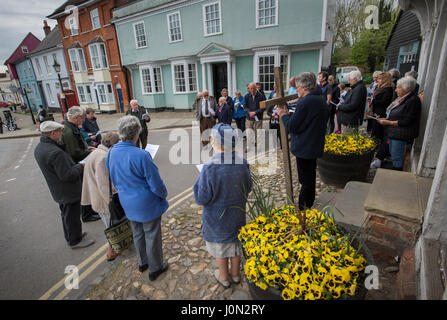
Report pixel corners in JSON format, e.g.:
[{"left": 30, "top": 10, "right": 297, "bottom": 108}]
[
  {"left": 14, "top": 166, "right": 20, "bottom": 170},
  {"left": 0, "top": 191, "right": 7, "bottom": 195},
  {"left": 6, "top": 178, "right": 16, "bottom": 182}
]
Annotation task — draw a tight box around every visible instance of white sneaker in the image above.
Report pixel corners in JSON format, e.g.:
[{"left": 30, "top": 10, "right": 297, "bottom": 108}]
[{"left": 370, "top": 159, "right": 382, "bottom": 169}]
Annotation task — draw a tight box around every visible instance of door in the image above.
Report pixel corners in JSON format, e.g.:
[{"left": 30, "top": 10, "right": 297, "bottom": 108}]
[
  {"left": 116, "top": 88, "right": 124, "bottom": 113},
  {"left": 212, "top": 63, "right": 227, "bottom": 101}
]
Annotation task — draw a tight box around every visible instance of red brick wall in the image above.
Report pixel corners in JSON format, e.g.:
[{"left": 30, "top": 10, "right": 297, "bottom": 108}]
[
  {"left": 366, "top": 214, "right": 420, "bottom": 254},
  {"left": 56, "top": 0, "right": 130, "bottom": 113}
]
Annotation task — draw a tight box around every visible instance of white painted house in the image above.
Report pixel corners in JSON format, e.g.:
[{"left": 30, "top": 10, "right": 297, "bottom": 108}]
[{"left": 29, "top": 23, "right": 71, "bottom": 112}]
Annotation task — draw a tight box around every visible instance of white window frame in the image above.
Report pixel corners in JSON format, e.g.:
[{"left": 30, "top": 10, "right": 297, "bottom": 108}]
[
  {"left": 96, "top": 83, "right": 114, "bottom": 105},
  {"left": 35, "top": 58, "right": 43, "bottom": 76},
  {"left": 253, "top": 49, "right": 290, "bottom": 93},
  {"left": 140, "top": 65, "right": 164, "bottom": 95},
  {"left": 76, "top": 85, "right": 87, "bottom": 103},
  {"left": 68, "top": 17, "right": 79, "bottom": 36},
  {"left": 88, "top": 43, "right": 109, "bottom": 70},
  {"left": 90, "top": 8, "right": 101, "bottom": 30},
  {"left": 45, "top": 83, "right": 54, "bottom": 104},
  {"left": 256, "top": 0, "right": 279, "bottom": 29},
  {"left": 43, "top": 56, "right": 51, "bottom": 75},
  {"left": 171, "top": 60, "right": 198, "bottom": 94},
  {"left": 133, "top": 21, "right": 147, "bottom": 49},
  {"left": 68, "top": 48, "right": 87, "bottom": 72},
  {"left": 202, "top": 1, "right": 222, "bottom": 37},
  {"left": 167, "top": 11, "right": 183, "bottom": 43}
]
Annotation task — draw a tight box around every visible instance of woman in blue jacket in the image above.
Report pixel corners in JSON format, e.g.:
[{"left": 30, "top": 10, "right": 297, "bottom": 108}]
[
  {"left": 194, "top": 123, "right": 252, "bottom": 288},
  {"left": 233, "top": 90, "right": 246, "bottom": 133},
  {"left": 107, "top": 115, "right": 169, "bottom": 281}
]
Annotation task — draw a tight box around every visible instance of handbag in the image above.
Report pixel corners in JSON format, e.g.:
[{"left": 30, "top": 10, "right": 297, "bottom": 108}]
[{"left": 104, "top": 151, "right": 133, "bottom": 253}]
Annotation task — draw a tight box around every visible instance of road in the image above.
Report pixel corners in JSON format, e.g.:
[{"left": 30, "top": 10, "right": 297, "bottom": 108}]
[{"left": 0, "top": 128, "right": 200, "bottom": 300}]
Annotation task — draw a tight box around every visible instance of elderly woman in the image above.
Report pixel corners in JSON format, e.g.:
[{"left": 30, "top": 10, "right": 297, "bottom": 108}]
[
  {"left": 337, "top": 70, "right": 367, "bottom": 134},
  {"left": 278, "top": 72, "right": 328, "bottom": 210},
  {"left": 217, "top": 96, "right": 233, "bottom": 125},
  {"left": 371, "top": 76, "right": 421, "bottom": 170},
  {"left": 221, "top": 88, "right": 233, "bottom": 107},
  {"left": 370, "top": 72, "right": 395, "bottom": 141},
  {"left": 194, "top": 123, "right": 252, "bottom": 288},
  {"left": 233, "top": 90, "right": 246, "bottom": 133},
  {"left": 81, "top": 131, "right": 120, "bottom": 260},
  {"left": 106, "top": 115, "right": 169, "bottom": 281}
]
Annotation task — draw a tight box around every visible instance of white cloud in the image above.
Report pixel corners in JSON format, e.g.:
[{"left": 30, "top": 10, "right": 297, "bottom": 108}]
[{"left": 0, "top": 0, "right": 66, "bottom": 65}]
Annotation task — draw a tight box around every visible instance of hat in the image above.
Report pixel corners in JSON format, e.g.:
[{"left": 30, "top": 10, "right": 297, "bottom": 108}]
[
  {"left": 40, "top": 121, "right": 64, "bottom": 133},
  {"left": 211, "top": 123, "right": 237, "bottom": 148}
]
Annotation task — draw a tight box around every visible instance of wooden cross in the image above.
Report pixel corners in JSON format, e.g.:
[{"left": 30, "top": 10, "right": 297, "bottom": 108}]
[{"left": 259, "top": 67, "right": 298, "bottom": 203}]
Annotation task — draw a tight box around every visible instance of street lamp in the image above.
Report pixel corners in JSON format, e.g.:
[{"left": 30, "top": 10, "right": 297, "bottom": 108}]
[{"left": 53, "top": 60, "right": 68, "bottom": 120}]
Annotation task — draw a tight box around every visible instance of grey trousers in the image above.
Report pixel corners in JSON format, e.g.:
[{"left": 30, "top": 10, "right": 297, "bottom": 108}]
[{"left": 130, "top": 217, "right": 163, "bottom": 272}]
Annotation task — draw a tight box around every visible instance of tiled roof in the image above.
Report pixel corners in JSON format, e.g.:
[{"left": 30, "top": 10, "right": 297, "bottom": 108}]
[{"left": 30, "top": 27, "right": 61, "bottom": 55}]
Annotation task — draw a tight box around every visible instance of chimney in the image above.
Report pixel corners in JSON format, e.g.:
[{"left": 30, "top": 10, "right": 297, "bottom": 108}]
[{"left": 43, "top": 20, "right": 51, "bottom": 36}]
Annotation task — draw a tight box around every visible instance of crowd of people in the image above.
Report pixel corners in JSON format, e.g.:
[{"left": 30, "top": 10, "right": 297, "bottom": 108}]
[{"left": 33, "top": 66, "right": 423, "bottom": 288}]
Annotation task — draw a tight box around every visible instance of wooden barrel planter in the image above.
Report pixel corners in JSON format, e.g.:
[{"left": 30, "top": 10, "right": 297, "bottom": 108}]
[
  {"left": 317, "top": 150, "right": 375, "bottom": 188},
  {"left": 241, "top": 222, "right": 373, "bottom": 300}
]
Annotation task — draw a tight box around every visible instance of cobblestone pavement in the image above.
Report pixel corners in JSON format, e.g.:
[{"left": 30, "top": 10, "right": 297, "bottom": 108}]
[{"left": 84, "top": 151, "right": 397, "bottom": 300}]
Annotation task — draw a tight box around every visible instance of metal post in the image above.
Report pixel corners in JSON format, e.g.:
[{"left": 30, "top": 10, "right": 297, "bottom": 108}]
[
  {"left": 57, "top": 73, "right": 68, "bottom": 120},
  {"left": 23, "top": 88, "right": 36, "bottom": 125}
]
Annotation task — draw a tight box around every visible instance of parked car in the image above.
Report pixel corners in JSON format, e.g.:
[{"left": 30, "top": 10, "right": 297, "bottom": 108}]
[{"left": 336, "top": 66, "right": 360, "bottom": 84}]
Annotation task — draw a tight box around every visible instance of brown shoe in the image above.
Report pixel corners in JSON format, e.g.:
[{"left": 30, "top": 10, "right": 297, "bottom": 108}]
[{"left": 106, "top": 246, "right": 120, "bottom": 261}]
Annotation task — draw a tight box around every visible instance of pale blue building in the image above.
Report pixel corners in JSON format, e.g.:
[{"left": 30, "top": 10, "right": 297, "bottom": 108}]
[{"left": 112, "top": 0, "right": 335, "bottom": 110}]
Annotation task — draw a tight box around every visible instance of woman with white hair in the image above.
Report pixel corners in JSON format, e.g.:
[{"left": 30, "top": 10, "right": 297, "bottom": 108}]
[
  {"left": 337, "top": 70, "right": 367, "bottom": 134},
  {"left": 106, "top": 115, "right": 169, "bottom": 280},
  {"left": 370, "top": 76, "right": 422, "bottom": 170}
]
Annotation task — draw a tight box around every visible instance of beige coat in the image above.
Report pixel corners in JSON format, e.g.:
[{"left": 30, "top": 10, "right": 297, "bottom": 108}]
[{"left": 81, "top": 145, "right": 116, "bottom": 215}]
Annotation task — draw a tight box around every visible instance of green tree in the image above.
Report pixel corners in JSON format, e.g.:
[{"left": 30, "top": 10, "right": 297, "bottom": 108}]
[{"left": 351, "top": 21, "right": 394, "bottom": 72}]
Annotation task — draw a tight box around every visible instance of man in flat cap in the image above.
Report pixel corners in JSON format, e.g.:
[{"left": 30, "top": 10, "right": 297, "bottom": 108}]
[{"left": 34, "top": 121, "right": 95, "bottom": 249}]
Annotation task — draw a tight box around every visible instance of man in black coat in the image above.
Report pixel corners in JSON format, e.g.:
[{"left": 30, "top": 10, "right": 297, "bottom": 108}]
[
  {"left": 34, "top": 121, "right": 95, "bottom": 249},
  {"left": 278, "top": 72, "right": 328, "bottom": 210},
  {"left": 337, "top": 70, "right": 367, "bottom": 134},
  {"left": 244, "top": 82, "right": 266, "bottom": 148}
]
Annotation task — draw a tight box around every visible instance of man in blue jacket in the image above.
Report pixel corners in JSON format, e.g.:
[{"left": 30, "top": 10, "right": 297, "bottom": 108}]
[{"left": 278, "top": 72, "right": 328, "bottom": 210}]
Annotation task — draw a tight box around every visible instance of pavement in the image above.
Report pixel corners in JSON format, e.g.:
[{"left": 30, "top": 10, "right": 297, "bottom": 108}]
[{"left": 0, "top": 109, "right": 197, "bottom": 140}]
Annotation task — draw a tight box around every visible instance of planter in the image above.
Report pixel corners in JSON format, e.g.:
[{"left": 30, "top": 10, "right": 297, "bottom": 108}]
[
  {"left": 241, "top": 222, "right": 373, "bottom": 300},
  {"left": 317, "top": 150, "right": 375, "bottom": 188}
]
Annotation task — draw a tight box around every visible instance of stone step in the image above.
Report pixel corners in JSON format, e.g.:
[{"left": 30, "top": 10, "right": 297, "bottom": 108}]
[
  {"left": 313, "top": 181, "right": 371, "bottom": 228},
  {"left": 363, "top": 169, "right": 433, "bottom": 253}
]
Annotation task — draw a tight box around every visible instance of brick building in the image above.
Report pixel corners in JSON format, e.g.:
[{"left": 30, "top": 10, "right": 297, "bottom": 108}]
[{"left": 47, "top": 0, "right": 134, "bottom": 113}]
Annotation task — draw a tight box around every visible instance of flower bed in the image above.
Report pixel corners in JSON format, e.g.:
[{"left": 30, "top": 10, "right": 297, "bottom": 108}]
[{"left": 238, "top": 205, "right": 367, "bottom": 300}]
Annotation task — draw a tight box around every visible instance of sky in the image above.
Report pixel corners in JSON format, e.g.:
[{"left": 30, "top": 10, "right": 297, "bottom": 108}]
[{"left": 0, "top": 0, "right": 67, "bottom": 72}]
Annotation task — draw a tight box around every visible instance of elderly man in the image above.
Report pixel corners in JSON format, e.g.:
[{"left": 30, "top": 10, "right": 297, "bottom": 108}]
[
  {"left": 195, "top": 90, "right": 217, "bottom": 146},
  {"left": 287, "top": 77, "right": 299, "bottom": 112},
  {"left": 244, "top": 82, "right": 266, "bottom": 147},
  {"left": 61, "top": 106, "right": 100, "bottom": 222},
  {"left": 337, "top": 70, "right": 367, "bottom": 134},
  {"left": 278, "top": 72, "right": 328, "bottom": 210},
  {"left": 34, "top": 121, "right": 95, "bottom": 249},
  {"left": 126, "top": 100, "right": 150, "bottom": 149},
  {"left": 107, "top": 115, "right": 169, "bottom": 281}
]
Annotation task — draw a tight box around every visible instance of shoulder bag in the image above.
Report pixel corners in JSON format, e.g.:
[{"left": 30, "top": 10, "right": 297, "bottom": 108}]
[{"left": 104, "top": 151, "right": 133, "bottom": 253}]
